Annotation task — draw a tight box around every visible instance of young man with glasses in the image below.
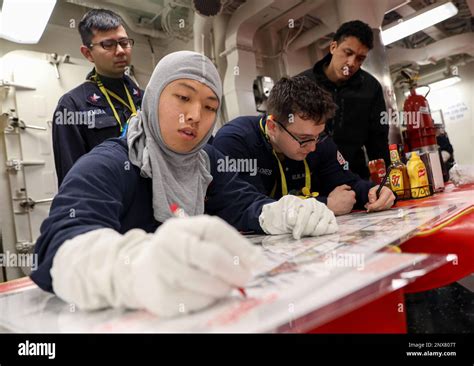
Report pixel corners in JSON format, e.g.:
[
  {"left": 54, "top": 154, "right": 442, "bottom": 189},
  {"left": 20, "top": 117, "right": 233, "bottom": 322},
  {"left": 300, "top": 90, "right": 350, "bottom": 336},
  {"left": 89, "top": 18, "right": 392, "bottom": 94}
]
[
  {"left": 213, "top": 76, "right": 394, "bottom": 215},
  {"left": 52, "top": 9, "right": 143, "bottom": 186}
]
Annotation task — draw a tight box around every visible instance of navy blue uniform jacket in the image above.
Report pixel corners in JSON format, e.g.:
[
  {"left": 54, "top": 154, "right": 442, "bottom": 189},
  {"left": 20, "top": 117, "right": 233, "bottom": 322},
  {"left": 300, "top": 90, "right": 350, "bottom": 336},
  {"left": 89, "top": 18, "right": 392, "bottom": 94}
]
[
  {"left": 52, "top": 70, "right": 143, "bottom": 186},
  {"left": 30, "top": 138, "right": 273, "bottom": 292},
  {"left": 212, "top": 115, "right": 374, "bottom": 207}
]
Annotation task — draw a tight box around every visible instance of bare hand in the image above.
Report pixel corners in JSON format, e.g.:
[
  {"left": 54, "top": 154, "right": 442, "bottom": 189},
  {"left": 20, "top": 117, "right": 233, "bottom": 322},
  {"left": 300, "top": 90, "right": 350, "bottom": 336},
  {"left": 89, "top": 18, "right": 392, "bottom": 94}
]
[
  {"left": 327, "top": 184, "right": 356, "bottom": 215},
  {"left": 365, "top": 185, "right": 396, "bottom": 212}
]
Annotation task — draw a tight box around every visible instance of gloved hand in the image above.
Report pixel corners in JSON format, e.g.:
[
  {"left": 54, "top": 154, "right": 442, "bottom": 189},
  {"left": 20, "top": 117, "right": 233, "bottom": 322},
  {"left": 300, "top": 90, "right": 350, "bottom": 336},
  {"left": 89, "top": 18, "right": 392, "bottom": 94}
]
[
  {"left": 130, "top": 216, "right": 263, "bottom": 317},
  {"left": 51, "top": 215, "right": 263, "bottom": 317},
  {"left": 259, "top": 195, "right": 338, "bottom": 240}
]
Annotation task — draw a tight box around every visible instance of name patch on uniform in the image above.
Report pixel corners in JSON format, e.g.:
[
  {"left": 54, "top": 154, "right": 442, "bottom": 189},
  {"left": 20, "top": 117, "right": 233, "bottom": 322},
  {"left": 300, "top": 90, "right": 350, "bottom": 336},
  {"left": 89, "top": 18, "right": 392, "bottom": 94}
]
[
  {"left": 337, "top": 151, "right": 349, "bottom": 170},
  {"left": 292, "top": 173, "right": 305, "bottom": 180},
  {"left": 88, "top": 109, "right": 107, "bottom": 116},
  {"left": 258, "top": 167, "right": 273, "bottom": 176}
]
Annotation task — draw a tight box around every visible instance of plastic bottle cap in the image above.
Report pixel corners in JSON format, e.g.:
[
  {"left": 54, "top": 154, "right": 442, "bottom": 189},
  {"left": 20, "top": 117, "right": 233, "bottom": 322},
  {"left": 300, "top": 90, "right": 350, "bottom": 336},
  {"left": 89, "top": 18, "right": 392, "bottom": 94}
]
[{"left": 389, "top": 144, "right": 398, "bottom": 150}]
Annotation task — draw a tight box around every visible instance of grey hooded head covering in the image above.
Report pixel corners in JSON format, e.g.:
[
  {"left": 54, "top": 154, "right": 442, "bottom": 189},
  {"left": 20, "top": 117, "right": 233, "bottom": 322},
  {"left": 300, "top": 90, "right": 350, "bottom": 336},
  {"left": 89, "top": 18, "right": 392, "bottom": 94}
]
[{"left": 127, "top": 51, "right": 222, "bottom": 223}]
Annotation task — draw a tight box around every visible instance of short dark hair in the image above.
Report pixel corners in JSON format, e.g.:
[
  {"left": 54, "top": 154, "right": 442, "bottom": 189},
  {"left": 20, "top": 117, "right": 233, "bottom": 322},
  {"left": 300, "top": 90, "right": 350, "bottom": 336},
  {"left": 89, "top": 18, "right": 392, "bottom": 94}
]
[
  {"left": 78, "top": 9, "right": 124, "bottom": 46},
  {"left": 267, "top": 76, "right": 336, "bottom": 125},
  {"left": 333, "top": 20, "right": 373, "bottom": 49}
]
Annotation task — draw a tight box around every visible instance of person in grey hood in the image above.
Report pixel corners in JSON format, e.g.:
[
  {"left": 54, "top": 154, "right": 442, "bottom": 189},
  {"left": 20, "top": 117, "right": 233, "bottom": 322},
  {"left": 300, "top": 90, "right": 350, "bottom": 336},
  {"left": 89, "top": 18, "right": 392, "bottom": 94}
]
[
  {"left": 126, "top": 50, "right": 222, "bottom": 222},
  {"left": 31, "top": 51, "right": 337, "bottom": 317}
]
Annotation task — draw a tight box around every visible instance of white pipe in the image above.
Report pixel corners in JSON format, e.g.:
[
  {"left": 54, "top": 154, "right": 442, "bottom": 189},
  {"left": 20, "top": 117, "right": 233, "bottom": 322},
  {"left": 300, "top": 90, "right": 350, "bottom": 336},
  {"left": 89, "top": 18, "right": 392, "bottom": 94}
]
[
  {"left": 66, "top": 0, "right": 168, "bottom": 39},
  {"left": 213, "top": 14, "right": 230, "bottom": 80},
  {"left": 288, "top": 0, "right": 338, "bottom": 52},
  {"left": 288, "top": 24, "right": 331, "bottom": 52},
  {"left": 111, "top": 8, "right": 168, "bottom": 39},
  {"left": 386, "top": 0, "right": 412, "bottom": 13},
  {"left": 387, "top": 33, "right": 474, "bottom": 66},
  {"left": 223, "top": 0, "right": 277, "bottom": 120},
  {"left": 256, "top": 0, "right": 321, "bottom": 33},
  {"left": 104, "top": 0, "right": 164, "bottom": 15},
  {"left": 193, "top": 14, "right": 213, "bottom": 55},
  {"left": 337, "top": 0, "right": 388, "bottom": 28},
  {"left": 290, "top": 0, "right": 393, "bottom": 52}
]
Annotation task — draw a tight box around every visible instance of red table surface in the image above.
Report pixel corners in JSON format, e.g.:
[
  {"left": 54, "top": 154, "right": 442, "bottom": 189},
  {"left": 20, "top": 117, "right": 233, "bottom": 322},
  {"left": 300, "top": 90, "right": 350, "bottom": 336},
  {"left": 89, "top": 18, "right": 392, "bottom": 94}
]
[
  {"left": 310, "top": 289, "right": 407, "bottom": 334},
  {"left": 309, "top": 183, "right": 473, "bottom": 333},
  {"left": 2, "top": 185, "right": 472, "bottom": 333},
  {"left": 398, "top": 183, "right": 474, "bottom": 293}
]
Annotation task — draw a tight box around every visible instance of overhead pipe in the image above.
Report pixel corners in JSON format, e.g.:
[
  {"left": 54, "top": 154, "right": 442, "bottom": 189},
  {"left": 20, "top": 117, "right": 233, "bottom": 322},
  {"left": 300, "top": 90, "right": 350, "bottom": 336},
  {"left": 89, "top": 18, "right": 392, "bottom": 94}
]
[
  {"left": 337, "top": 0, "right": 387, "bottom": 27},
  {"left": 66, "top": 0, "right": 168, "bottom": 39},
  {"left": 288, "top": 24, "right": 332, "bottom": 52},
  {"left": 222, "top": 0, "right": 279, "bottom": 119},
  {"left": 193, "top": 14, "right": 213, "bottom": 55},
  {"left": 288, "top": 0, "right": 338, "bottom": 52},
  {"left": 212, "top": 13, "right": 230, "bottom": 81},
  {"left": 387, "top": 33, "right": 474, "bottom": 66}
]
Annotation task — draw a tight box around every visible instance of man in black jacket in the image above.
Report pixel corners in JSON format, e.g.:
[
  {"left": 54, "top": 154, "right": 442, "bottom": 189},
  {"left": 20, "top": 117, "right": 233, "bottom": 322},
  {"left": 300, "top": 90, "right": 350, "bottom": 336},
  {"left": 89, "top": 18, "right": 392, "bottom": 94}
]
[{"left": 300, "top": 20, "right": 389, "bottom": 179}]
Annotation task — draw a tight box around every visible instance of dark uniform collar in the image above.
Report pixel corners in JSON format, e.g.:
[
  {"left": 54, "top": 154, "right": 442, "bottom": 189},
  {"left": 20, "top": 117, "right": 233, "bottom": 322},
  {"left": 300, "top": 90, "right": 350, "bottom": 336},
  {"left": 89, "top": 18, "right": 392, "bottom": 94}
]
[
  {"left": 312, "top": 53, "right": 364, "bottom": 88},
  {"left": 258, "top": 114, "right": 276, "bottom": 154},
  {"left": 86, "top": 68, "right": 142, "bottom": 100},
  {"left": 97, "top": 73, "right": 125, "bottom": 91}
]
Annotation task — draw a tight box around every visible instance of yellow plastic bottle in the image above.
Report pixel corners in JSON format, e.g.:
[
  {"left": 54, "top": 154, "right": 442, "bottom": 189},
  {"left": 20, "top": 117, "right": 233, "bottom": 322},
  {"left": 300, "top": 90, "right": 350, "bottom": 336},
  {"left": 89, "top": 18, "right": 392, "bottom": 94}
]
[{"left": 407, "top": 151, "right": 430, "bottom": 198}]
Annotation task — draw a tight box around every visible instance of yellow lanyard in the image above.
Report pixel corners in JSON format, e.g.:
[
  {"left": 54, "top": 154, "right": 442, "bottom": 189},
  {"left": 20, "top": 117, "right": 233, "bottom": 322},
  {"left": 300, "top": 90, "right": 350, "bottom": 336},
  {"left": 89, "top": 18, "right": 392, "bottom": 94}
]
[
  {"left": 259, "top": 117, "right": 315, "bottom": 198},
  {"left": 92, "top": 74, "right": 137, "bottom": 132},
  {"left": 272, "top": 150, "right": 311, "bottom": 196}
]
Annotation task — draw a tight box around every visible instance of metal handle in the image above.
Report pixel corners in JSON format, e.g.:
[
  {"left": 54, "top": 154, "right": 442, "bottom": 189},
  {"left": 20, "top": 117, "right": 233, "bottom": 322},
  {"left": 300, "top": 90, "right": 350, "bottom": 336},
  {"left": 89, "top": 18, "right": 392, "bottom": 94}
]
[
  {"left": 19, "top": 197, "right": 54, "bottom": 211},
  {"left": 6, "top": 116, "right": 47, "bottom": 131},
  {"left": 6, "top": 159, "right": 45, "bottom": 171},
  {"left": 16, "top": 241, "right": 35, "bottom": 253}
]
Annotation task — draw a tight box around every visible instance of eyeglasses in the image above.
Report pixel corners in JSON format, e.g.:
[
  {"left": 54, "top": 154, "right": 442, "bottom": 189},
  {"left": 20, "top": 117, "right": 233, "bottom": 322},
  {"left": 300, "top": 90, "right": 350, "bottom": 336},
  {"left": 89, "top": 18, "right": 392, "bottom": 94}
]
[
  {"left": 89, "top": 38, "right": 135, "bottom": 50},
  {"left": 268, "top": 115, "right": 328, "bottom": 147}
]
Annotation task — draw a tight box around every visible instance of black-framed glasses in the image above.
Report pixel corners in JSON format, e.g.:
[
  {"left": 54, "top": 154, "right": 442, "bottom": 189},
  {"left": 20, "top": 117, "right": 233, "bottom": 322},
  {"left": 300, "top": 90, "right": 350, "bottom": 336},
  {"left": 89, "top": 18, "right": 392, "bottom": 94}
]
[
  {"left": 89, "top": 38, "right": 135, "bottom": 50},
  {"left": 268, "top": 115, "right": 328, "bottom": 147}
]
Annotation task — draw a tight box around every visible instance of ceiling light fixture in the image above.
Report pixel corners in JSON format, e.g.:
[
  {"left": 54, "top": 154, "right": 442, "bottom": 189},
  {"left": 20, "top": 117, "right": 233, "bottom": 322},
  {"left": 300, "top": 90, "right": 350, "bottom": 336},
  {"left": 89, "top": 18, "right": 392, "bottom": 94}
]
[
  {"left": 0, "top": 0, "right": 57, "bottom": 44},
  {"left": 382, "top": 1, "right": 458, "bottom": 46},
  {"left": 404, "top": 75, "right": 461, "bottom": 96}
]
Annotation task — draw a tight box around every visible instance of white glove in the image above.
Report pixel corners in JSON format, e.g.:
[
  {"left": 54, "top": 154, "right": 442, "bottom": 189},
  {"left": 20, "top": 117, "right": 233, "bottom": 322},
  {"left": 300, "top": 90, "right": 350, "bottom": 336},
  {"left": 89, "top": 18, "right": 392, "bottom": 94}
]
[
  {"left": 259, "top": 195, "right": 338, "bottom": 239},
  {"left": 441, "top": 150, "right": 451, "bottom": 163},
  {"left": 51, "top": 215, "right": 263, "bottom": 317},
  {"left": 449, "top": 164, "right": 474, "bottom": 186}
]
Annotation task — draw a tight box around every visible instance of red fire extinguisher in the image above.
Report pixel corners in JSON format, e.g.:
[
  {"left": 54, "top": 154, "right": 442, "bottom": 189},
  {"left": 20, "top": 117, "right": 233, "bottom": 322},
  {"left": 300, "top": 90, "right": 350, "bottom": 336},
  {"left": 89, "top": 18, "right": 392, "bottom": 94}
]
[
  {"left": 403, "top": 88, "right": 437, "bottom": 150},
  {"left": 401, "top": 70, "right": 444, "bottom": 192}
]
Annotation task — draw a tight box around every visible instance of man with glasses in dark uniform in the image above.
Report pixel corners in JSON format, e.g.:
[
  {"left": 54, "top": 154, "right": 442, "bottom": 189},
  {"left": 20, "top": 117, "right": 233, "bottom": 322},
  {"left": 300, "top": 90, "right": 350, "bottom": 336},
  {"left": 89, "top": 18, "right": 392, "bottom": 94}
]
[
  {"left": 52, "top": 9, "right": 143, "bottom": 186},
  {"left": 213, "top": 76, "right": 394, "bottom": 215}
]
